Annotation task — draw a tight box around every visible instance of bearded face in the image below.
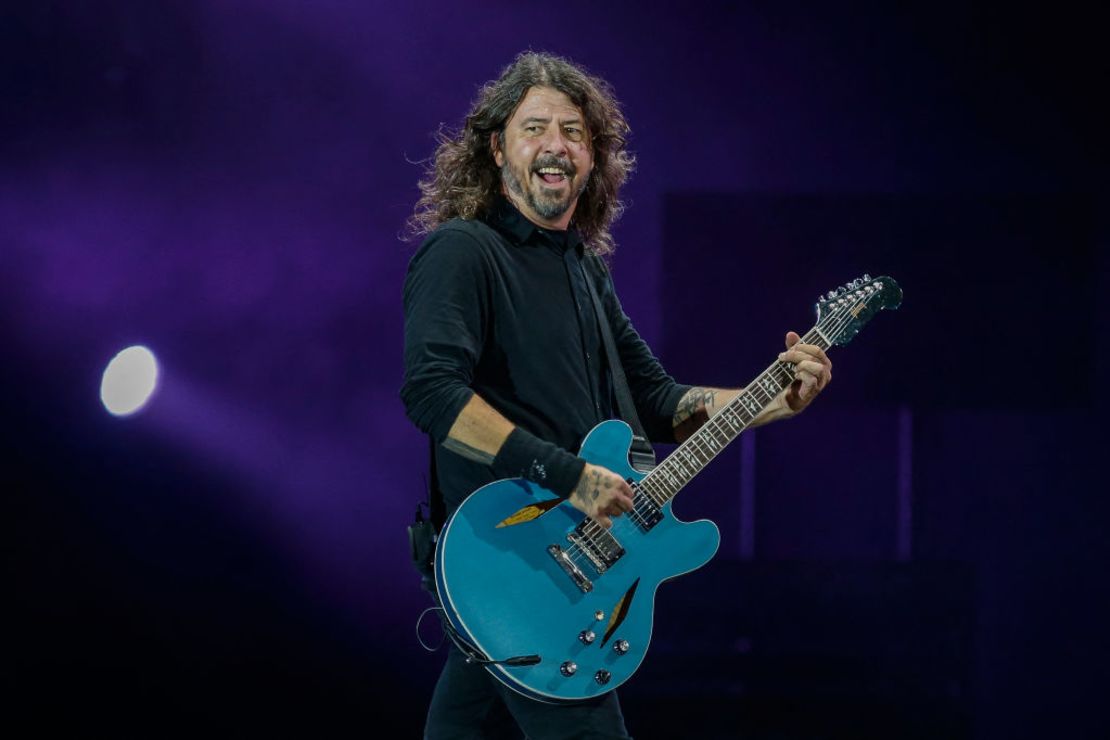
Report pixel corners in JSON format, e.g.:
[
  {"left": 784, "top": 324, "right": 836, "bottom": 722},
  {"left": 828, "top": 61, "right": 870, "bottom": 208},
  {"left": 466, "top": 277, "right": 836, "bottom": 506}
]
[{"left": 493, "top": 86, "right": 594, "bottom": 230}]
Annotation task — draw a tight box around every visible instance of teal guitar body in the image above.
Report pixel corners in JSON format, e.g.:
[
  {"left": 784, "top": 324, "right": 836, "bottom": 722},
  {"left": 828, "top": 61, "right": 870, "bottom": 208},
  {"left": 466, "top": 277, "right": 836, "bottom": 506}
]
[
  {"left": 435, "top": 420, "right": 720, "bottom": 703},
  {"left": 433, "top": 275, "right": 901, "bottom": 703}
]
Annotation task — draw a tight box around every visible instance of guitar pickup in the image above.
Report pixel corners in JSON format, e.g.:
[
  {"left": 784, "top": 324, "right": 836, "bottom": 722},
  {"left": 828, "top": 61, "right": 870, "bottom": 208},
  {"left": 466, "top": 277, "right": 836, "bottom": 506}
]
[
  {"left": 567, "top": 523, "right": 625, "bottom": 574},
  {"left": 631, "top": 490, "right": 664, "bottom": 531},
  {"left": 547, "top": 544, "right": 593, "bottom": 593}
]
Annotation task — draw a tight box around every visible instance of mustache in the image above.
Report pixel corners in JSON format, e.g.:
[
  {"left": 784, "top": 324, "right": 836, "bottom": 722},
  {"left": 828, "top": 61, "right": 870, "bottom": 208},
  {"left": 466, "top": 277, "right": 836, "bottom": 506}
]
[{"left": 531, "top": 156, "right": 577, "bottom": 177}]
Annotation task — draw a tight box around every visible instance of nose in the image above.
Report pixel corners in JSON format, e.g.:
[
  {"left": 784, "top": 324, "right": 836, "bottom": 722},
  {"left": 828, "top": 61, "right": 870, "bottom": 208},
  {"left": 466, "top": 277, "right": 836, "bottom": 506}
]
[{"left": 539, "top": 126, "right": 570, "bottom": 157}]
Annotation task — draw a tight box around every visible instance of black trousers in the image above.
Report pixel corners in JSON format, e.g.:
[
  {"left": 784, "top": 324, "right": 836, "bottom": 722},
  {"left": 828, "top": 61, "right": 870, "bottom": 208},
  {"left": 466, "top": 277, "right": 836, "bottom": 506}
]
[{"left": 424, "top": 644, "right": 632, "bottom": 740}]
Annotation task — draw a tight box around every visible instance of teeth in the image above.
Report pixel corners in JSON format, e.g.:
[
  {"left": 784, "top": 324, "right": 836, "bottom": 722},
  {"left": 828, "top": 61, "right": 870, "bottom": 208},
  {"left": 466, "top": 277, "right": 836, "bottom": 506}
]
[{"left": 537, "top": 167, "right": 566, "bottom": 176}]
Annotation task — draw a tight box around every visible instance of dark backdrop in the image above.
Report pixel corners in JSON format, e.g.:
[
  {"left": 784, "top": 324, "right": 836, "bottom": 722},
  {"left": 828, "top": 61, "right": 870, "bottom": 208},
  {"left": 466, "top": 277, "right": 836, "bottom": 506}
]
[{"left": 3, "top": 2, "right": 1106, "bottom": 737}]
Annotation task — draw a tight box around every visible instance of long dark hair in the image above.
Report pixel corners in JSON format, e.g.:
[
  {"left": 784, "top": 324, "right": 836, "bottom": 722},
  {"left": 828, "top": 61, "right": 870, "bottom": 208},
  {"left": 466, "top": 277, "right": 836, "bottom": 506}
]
[{"left": 407, "top": 52, "right": 635, "bottom": 256}]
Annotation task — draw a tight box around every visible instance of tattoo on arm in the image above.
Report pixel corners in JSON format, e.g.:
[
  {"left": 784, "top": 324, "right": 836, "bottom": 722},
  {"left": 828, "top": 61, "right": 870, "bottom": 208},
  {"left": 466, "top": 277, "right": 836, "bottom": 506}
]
[
  {"left": 673, "top": 387, "right": 717, "bottom": 442},
  {"left": 673, "top": 387, "right": 716, "bottom": 425},
  {"left": 442, "top": 437, "right": 496, "bottom": 465},
  {"left": 572, "top": 469, "right": 607, "bottom": 509}
]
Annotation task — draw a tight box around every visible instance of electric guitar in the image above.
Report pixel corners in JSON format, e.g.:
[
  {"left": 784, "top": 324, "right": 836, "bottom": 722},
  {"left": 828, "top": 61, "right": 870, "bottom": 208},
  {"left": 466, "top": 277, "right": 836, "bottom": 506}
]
[{"left": 434, "top": 275, "right": 902, "bottom": 702}]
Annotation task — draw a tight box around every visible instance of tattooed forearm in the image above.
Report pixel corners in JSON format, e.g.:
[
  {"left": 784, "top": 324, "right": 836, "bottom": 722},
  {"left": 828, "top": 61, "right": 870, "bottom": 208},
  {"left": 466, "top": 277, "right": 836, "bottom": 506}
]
[
  {"left": 673, "top": 387, "right": 743, "bottom": 443},
  {"left": 673, "top": 388, "right": 717, "bottom": 426},
  {"left": 442, "top": 437, "right": 496, "bottom": 465}
]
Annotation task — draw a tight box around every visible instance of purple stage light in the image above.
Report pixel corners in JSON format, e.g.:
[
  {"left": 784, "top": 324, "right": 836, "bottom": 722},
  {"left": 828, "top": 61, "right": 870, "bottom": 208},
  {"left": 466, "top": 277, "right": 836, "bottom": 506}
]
[{"left": 100, "top": 345, "right": 159, "bottom": 417}]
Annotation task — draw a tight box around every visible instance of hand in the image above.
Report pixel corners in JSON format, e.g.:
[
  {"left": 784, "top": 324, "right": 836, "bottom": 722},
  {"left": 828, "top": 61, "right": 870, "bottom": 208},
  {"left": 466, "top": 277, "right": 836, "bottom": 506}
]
[
  {"left": 779, "top": 331, "right": 833, "bottom": 414},
  {"left": 568, "top": 463, "right": 635, "bottom": 529}
]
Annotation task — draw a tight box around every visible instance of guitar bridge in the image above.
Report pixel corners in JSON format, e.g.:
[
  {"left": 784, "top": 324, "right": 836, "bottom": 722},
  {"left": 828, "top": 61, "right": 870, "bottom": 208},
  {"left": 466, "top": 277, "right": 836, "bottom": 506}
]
[{"left": 547, "top": 544, "right": 593, "bottom": 593}]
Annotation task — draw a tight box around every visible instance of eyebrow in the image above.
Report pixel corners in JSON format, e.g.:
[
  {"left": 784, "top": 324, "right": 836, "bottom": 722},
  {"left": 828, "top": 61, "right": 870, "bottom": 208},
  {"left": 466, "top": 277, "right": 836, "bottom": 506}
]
[{"left": 518, "top": 116, "right": 584, "bottom": 127}]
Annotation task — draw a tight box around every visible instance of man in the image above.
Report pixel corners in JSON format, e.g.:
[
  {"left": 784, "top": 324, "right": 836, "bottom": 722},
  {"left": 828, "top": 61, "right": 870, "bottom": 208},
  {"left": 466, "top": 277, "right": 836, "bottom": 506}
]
[{"left": 402, "top": 52, "right": 831, "bottom": 740}]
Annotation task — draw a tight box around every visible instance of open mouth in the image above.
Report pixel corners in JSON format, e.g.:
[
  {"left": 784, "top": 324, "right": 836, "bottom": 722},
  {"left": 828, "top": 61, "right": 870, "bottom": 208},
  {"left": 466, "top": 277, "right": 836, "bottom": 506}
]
[{"left": 535, "top": 166, "right": 569, "bottom": 186}]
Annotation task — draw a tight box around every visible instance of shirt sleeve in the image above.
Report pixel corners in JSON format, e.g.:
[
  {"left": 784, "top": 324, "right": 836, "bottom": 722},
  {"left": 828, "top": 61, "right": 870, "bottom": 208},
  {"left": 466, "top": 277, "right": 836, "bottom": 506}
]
[
  {"left": 590, "top": 256, "right": 693, "bottom": 443},
  {"left": 400, "top": 227, "right": 490, "bottom": 443}
]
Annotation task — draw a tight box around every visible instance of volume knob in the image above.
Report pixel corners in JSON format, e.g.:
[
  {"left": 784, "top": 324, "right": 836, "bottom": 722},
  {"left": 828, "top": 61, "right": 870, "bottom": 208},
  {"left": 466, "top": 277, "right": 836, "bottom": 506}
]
[
  {"left": 560, "top": 661, "right": 577, "bottom": 677},
  {"left": 578, "top": 630, "right": 596, "bottom": 645},
  {"left": 613, "top": 639, "right": 630, "bottom": 655},
  {"left": 594, "top": 669, "right": 611, "bottom": 685}
]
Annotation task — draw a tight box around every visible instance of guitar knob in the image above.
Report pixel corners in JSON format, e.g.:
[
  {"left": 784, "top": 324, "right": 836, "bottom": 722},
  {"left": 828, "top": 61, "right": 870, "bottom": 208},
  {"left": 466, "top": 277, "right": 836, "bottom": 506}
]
[
  {"left": 560, "top": 661, "right": 577, "bottom": 677},
  {"left": 579, "top": 630, "right": 596, "bottom": 645},
  {"left": 613, "top": 639, "right": 630, "bottom": 655},
  {"left": 594, "top": 669, "right": 611, "bottom": 685},
  {"left": 594, "top": 610, "right": 605, "bottom": 621}
]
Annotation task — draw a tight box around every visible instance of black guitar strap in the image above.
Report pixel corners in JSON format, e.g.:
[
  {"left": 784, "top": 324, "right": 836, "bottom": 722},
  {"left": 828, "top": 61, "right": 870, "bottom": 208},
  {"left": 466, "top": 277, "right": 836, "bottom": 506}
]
[
  {"left": 582, "top": 257, "right": 657, "bottom": 472},
  {"left": 421, "top": 255, "right": 657, "bottom": 541}
]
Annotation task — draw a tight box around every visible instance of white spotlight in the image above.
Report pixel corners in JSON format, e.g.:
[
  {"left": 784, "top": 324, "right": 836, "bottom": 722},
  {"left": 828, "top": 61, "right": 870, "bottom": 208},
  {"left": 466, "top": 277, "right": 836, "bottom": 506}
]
[{"left": 100, "top": 345, "right": 159, "bottom": 417}]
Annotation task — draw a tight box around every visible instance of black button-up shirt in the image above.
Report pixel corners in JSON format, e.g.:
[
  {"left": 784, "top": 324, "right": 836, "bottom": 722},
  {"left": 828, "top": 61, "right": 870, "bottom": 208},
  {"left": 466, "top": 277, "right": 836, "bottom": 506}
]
[{"left": 401, "top": 197, "right": 691, "bottom": 511}]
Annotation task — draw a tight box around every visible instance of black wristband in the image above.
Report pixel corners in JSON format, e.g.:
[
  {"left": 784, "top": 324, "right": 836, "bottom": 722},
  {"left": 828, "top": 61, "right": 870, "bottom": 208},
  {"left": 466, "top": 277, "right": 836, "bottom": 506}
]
[{"left": 491, "top": 428, "right": 585, "bottom": 499}]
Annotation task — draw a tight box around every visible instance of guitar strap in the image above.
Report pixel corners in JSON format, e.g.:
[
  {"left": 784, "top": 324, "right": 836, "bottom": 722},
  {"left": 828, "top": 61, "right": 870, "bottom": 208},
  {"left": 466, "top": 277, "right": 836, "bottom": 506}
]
[
  {"left": 422, "top": 255, "right": 658, "bottom": 538},
  {"left": 582, "top": 257, "right": 658, "bottom": 472}
]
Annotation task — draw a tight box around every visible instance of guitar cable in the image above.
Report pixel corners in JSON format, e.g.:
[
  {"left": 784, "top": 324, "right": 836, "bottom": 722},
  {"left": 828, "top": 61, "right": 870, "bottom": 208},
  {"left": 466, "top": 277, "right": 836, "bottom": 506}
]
[{"left": 416, "top": 605, "right": 541, "bottom": 667}]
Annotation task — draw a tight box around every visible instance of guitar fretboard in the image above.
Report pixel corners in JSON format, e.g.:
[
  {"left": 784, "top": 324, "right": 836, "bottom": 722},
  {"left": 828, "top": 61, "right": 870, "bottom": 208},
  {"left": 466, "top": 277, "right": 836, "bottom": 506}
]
[{"left": 637, "top": 326, "right": 831, "bottom": 507}]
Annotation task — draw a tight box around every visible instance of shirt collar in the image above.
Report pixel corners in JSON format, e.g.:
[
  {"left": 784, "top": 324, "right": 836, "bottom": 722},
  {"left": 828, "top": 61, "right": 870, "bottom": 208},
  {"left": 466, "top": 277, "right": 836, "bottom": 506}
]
[{"left": 486, "top": 194, "right": 585, "bottom": 256}]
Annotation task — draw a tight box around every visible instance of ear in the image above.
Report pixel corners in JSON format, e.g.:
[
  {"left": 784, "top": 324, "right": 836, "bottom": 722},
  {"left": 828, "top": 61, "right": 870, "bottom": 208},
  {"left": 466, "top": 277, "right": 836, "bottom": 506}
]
[{"left": 490, "top": 131, "right": 504, "bottom": 168}]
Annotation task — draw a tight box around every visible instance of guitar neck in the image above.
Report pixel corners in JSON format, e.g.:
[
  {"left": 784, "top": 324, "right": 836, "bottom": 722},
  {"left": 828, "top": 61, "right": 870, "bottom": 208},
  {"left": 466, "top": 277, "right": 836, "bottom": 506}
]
[{"left": 637, "top": 325, "right": 831, "bottom": 507}]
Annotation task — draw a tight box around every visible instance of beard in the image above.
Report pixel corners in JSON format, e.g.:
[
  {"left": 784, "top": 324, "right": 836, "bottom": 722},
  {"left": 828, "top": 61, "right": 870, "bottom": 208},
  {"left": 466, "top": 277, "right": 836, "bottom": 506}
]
[{"left": 501, "top": 157, "right": 587, "bottom": 222}]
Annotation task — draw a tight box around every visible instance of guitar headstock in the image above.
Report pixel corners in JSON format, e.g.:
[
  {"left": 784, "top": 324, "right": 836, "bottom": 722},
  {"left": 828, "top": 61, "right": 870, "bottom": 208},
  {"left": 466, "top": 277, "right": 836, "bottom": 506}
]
[{"left": 814, "top": 275, "right": 902, "bottom": 346}]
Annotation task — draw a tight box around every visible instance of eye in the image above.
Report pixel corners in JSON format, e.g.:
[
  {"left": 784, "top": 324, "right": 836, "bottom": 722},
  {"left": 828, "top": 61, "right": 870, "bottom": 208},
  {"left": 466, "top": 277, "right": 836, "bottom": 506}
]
[
  {"left": 524, "top": 125, "right": 542, "bottom": 134},
  {"left": 564, "top": 127, "right": 584, "bottom": 141}
]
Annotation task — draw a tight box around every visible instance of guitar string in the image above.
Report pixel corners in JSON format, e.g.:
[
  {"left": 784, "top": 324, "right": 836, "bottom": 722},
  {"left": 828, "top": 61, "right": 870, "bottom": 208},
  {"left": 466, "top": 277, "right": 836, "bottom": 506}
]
[
  {"left": 569, "top": 303, "right": 865, "bottom": 567},
  {"left": 604, "top": 297, "right": 867, "bottom": 546},
  {"left": 564, "top": 288, "right": 879, "bottom": 566},
  {"left": 634, "top": 299, "right": 863, "bottom": 509},
  {"left": 569, "top": 323, "right": 833, "bottom": 563}
]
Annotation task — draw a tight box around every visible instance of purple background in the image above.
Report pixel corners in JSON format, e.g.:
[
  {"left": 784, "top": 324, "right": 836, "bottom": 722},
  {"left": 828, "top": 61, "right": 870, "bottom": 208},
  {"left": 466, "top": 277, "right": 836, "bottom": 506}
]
[{"left": 4, "top": 2, "right": 1106, "bottom": 737}]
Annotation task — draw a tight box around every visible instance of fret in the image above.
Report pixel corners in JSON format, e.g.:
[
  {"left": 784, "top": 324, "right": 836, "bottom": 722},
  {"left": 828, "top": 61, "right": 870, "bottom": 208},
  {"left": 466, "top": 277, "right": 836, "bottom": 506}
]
[
  {"left": 643, "top": 476, "right": 665, "bottom": 500},
  {"left": 710, "top": 423, "right": 730, "bottom": 446},
  {"left": 632, "top": 277, "right": 899, "bottom": 510},
  {"left": 740, "top": 394, "right": 761, "bottom": 417},
  {"left": 721, "top": 412, "right": 741, "bottom": 433},
  {"left": 812, "top": 325, "right": 831, "bottom": 347},
  {"left": 662, "top": 467, "right": 680, "bottom": 489},
  {"left": 645, "top": 482, "right": 666, "bottom": 506},
  {"left": 770, "top": 364, "right": 793, "bottom": 385},
  {"left": 644, "top": 322, "right": 814, "bottom": 507},
  {"left": 673, "top": 457, "right": 691, "bottom": 478}
]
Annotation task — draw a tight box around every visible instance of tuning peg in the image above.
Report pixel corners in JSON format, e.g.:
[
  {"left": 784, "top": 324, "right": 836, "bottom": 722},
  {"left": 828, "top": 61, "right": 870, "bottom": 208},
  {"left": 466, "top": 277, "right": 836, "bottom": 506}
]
[
  {"left": 826, "top": 290, "right": 837, "bottom": 300},
  {"left": 863, "top": 273, "right": 871, "bottom": 281}
]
